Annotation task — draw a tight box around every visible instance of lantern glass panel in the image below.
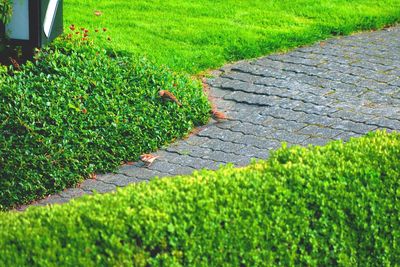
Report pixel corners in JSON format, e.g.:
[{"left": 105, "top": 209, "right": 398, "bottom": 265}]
[{"left": 5, "top": 0, "right": 30, "bottom": 40}]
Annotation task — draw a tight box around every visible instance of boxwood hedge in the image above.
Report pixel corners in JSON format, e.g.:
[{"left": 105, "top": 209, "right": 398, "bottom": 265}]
[
  {"left": 0, "top": 131, "right": 398, "bottom": 266},
  {"left": 0, "top": 34, "right": 210, "bottom": 210}
]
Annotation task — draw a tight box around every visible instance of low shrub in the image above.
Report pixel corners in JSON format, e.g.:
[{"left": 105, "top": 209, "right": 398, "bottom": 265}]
[
  {"left": 0, "top": 131, "right": 399, "bottom": 266},
  {"left": 0, "top": 31, "right": 210, "bottom": 210}
]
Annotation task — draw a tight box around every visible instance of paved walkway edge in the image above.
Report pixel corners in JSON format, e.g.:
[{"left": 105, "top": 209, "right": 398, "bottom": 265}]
[{"left": 16, "top": 26, "right": 400, "bottom": 210}]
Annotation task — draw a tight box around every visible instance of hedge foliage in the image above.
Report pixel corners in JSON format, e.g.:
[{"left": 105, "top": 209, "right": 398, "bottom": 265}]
[
  {"left": 0, "top": 131, "right": 399, "bottom": 266},
  {"left": 0, "top": 33, "right": 210, "bottom": 210}
]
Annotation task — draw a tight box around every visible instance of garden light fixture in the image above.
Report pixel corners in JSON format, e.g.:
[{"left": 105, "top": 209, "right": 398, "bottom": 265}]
[{"left": 0, "top": 0, "right": 63, "bottom": 58}]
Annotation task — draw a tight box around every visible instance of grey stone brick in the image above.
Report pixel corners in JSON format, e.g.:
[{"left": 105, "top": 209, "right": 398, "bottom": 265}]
[
  {"left": 118, "top": 165, "right": 163, "bottom": 180},
  {"left": 97, "top": 173, "right": 141, "bottom": 187},
  {"left": 59, "top": 188, "right": 86, "bottom": 199},
  {"left": 299, "top": 125, "right": 343, "bottom": 139},
  {"left": 79, "top": 179, "right": 117, "bottom": 193}
]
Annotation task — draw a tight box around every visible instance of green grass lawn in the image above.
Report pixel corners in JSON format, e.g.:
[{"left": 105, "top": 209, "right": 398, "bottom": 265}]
[{"left": 65, "top": 0, "right": 400, "bottom": 73}]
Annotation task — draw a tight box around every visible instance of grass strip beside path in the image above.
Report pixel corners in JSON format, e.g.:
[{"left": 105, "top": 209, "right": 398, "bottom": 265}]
[{"left": 65, "top": 0, "right": 400, "bottom": 73}]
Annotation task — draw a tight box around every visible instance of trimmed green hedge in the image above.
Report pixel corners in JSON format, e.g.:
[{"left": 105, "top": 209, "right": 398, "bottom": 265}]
[
  {"left": 0, "top": 131, "right": 399, "bottom": 266},
  {"left": 0, "top": 34, "right": 210, "bottom": 210}
]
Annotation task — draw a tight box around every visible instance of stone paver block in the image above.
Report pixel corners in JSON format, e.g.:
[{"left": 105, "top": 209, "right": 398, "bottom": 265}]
[
  {"left": 118, "top": 165, "right": 164, "bottom": 180},
  {"left": 79, "top": 179, "right": 117, "bottom": 193},
  {"left": 200, "top": 139, "right": 246, "bottom": 154},
  {"left": 36, "top": 194, "right": 69, "bottom": 206},
  {"left": 303, "top": 137, "right": 332, "bottom": 147},
  {"left": 150, "top": 160, "right": 186, "bottom": 175},
  {"left": 299, "top": 125, "right": 343, "bottom": 139},
  {"left": 331, "top": 120, "right": 377, "bottom": 134},
  {"left": 59, "top": 188, "right": 86, "bottom": 199},
  {"left": 168, "top": 155, "right": 223, "bottom": 170},
  {"left": 97, "top": 173, "right": 141, "bottom": 187}
]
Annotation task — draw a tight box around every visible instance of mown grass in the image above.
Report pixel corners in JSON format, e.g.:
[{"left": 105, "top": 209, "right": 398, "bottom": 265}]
[{"left": 65, "top": 0, "right": 400, "bottom": 73}]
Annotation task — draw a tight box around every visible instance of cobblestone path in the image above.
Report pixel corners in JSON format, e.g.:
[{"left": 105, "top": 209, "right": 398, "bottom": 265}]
[{"left": 25, "top": 26, "right": 400, "bottom": 208}]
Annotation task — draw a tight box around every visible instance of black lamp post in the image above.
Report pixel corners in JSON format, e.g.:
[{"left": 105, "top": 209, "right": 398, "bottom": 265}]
[{"left": 0, "top": 0, "right": 63, "bottom": 59}]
